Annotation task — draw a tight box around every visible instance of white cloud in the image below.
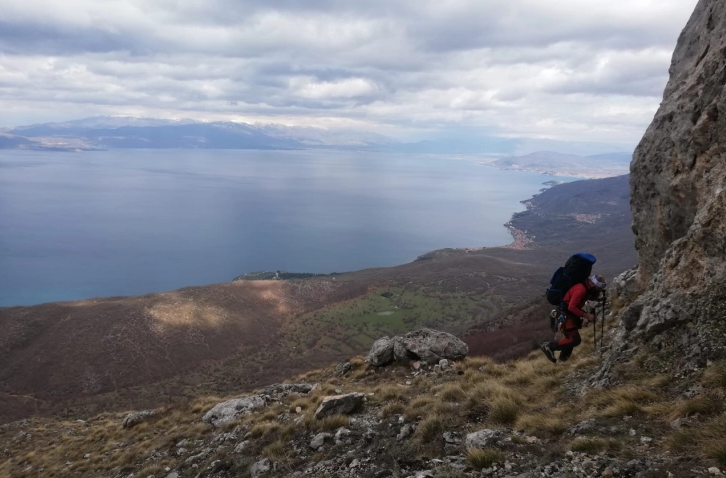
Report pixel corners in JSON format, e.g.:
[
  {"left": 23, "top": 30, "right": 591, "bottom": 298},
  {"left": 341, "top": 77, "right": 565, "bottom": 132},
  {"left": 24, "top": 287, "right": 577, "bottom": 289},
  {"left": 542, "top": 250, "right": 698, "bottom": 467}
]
[{"left": 0, "top": 0, "right": 701, "bottom": 146}]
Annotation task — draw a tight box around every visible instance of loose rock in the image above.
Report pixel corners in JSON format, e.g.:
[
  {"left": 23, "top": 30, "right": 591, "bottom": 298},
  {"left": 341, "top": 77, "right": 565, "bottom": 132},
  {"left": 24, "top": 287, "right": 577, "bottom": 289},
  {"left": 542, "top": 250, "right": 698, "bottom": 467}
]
[
  {"left": 314, "top": 393, "right": 365, "bottom": 419},
  {"left": 122, "top": 410, "right": 156, "bottom": 429},
  {"left": 202, "top": 395, "right": 271, "bottom": 427}
]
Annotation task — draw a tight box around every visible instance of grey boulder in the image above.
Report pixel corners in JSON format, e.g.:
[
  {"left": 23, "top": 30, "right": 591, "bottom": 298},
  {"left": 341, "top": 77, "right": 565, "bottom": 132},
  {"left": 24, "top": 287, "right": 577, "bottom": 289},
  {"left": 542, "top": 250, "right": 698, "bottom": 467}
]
[
  {"left": 122, "top": 410, "right": 156, "bottom": 429},
  {"left": 465, "top": 428, "right": 506, "bottom": 449},
  {"left": 310, "top": 432, "right": 332, "bottom": 450},
  {"left": 261, "top": 383, "right": 315, "bottom": 398},
  {"left": 202, "top": 394, "right": 270, "bottom": 427},
  {"left": 250, "top": 458, "right": 271, "bottom": 477},
  {"left": 314, "top": 393, "right": 365, "bottom": 419},
  {"left": 366, "top": 337, "right": 395, "bottom": 366},
  {"left": 367, "top": 328, "right": 468, "bottom": 366}
]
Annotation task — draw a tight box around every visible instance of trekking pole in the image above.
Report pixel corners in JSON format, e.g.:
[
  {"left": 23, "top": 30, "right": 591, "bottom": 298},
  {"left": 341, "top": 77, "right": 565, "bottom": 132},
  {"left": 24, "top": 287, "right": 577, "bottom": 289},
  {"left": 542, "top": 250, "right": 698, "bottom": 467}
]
[{"left": 601, "top": 296, "right": 606, "bottom": 352}]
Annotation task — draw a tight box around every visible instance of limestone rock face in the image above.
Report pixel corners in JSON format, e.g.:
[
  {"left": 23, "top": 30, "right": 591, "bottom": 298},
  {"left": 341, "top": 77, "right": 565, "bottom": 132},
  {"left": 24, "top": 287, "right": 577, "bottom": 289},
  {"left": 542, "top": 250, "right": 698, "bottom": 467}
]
[
  {"left": 603, "top": 0, "right": 726, "bottom": 377},
  {"left": 365, "top": 328, "right": 468, "bottom": 366}
]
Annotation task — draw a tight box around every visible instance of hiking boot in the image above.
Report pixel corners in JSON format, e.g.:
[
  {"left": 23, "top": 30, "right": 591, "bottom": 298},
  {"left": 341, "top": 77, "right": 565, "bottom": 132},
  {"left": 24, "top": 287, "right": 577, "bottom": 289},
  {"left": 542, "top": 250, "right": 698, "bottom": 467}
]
[{"left": 541, "top": 343, "right": 557, "bottom": 364}]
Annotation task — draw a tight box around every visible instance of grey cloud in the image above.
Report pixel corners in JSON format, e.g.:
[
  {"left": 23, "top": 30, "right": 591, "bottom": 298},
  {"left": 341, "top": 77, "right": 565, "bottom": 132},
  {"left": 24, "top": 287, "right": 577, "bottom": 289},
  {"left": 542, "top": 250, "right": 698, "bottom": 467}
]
[{"left": 0, "top": 0, "right": 702, "bottom": 144}]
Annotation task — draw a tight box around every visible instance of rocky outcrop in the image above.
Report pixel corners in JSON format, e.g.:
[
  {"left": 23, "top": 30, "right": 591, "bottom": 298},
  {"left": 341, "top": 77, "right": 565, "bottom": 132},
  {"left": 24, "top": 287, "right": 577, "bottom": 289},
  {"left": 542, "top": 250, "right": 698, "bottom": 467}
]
[
  {"left": 602, "top": 0, "right": 726, "bottom": 377},
  {"left": 366, "top": 328, "right": 469, "bottom": 366}
]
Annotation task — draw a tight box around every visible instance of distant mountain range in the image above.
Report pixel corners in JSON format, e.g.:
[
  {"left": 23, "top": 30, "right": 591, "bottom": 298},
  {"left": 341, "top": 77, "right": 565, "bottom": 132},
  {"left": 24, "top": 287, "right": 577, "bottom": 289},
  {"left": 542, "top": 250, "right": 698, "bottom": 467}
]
[
  {"left": 0, "top": 116, "right": 632, "bottom": 177},
  {"left": 0, "top": 116, "right": 397, "bottom": 152},
  {"left": 487, "top": 150, "right": 632, "bottom": 178}
]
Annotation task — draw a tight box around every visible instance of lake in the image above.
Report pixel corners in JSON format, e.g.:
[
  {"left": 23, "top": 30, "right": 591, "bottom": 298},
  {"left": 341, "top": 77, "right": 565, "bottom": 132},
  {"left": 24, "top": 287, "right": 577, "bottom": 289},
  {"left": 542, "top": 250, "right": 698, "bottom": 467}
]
[{"left": 0, "top": 149, "right": 570, "bottom": 306}]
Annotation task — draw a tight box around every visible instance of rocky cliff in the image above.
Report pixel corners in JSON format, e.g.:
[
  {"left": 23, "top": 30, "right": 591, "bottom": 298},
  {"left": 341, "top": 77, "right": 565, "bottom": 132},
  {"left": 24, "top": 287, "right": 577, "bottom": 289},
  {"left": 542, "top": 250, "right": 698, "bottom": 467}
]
[{"left": 617, "top": 0, "right": 726, "bottom": 368}]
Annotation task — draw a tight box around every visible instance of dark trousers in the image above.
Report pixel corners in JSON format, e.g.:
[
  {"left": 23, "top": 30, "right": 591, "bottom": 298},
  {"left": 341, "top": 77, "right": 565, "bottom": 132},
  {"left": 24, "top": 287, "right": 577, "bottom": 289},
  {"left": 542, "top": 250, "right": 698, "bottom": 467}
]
[{"left": 548, "top": 329, "right": 582, "bottom": 361}]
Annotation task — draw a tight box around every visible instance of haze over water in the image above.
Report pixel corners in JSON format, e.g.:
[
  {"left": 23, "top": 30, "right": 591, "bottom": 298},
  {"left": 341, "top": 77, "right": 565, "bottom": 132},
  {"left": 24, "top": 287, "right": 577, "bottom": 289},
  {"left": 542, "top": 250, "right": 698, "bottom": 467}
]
[{"left": 0, "top": 149, "right": 569, "bottom": 307}]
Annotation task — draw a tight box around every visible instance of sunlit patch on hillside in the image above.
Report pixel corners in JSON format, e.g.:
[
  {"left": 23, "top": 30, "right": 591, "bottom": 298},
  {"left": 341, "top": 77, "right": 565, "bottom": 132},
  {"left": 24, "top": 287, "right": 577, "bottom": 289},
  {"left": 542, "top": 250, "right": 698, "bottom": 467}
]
[{"left": 147, "top": 300, "right": 229, "bottom": 332}]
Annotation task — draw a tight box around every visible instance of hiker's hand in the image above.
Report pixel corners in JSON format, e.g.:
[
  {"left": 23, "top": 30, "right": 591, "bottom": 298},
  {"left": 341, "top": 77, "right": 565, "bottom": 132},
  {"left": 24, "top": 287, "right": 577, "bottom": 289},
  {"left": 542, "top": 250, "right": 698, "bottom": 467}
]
[{"left": 585, "top": 313, "right": 595, "bottom": 322}]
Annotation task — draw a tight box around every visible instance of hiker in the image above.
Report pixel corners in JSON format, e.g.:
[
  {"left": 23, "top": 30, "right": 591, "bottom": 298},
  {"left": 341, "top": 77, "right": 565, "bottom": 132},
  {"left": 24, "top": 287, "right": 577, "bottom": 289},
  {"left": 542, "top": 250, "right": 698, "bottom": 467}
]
[{"left": 541, "top": 274, "right": 606, "bottom": 363}]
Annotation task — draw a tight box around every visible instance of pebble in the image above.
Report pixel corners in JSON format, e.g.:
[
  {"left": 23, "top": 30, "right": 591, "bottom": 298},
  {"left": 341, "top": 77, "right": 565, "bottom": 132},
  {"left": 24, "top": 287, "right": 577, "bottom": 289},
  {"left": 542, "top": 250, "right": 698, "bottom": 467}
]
[
  {"left": 629, "top": 429, "right": 636, "bottom": 436},
  {"left": 640, "top": 436, "right": 653, "bottom": 444},
  {"left": 710, "top": 468, "right": 722, "bottom": 475}
]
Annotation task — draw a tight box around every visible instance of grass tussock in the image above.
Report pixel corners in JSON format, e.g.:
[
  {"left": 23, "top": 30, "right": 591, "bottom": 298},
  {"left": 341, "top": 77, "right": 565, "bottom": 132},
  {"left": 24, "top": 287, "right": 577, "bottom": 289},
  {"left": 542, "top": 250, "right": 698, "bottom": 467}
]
[
  {"left": 703, "top": 361, "right": 726, "bottom": 389},
  {"left": 666, "top": 413, "right": 726, "bottom": 464},
  {"left": 467, "top": 447, "right": 503, "bottom": 469},
  {"left": 415, "top": 414, "right": 444, "bottom": 444},
  {"left": 570, "top": 437, "right": 621, "bottom": 454},
  {"left": 488, "top": 397, "right": 520, "bottom": 425},
  {"left": 584, "top": 386, "right": 659, "bottom": 418},
  {"left": 516, "top": 413, "right": 568, "bottom": 436},
  {"left": 249, "top": 421, "right": 281, "bottom": 438},
  {"left": 669, "top": 395, "right": 724, "bottom": 421},
  {"left": 438, "top": 384, "right": 467, "bottom": 403},
  {"left": 667, "top": 428, "right": 700, "bottom": 452},
  {"left": 374, "top": 385, "right": 404, "bottom": 402},
  {"left": 405, "top": 396, "right": 435, "bottom": 420},
  {"left": 263, "top": 440, "right": 293, "bottom": 464},
  {"left": 706, "top": 441, "right": 726, "bottom": 466},
  {"left": 380, "top": 402, "right": 406, "bottom": 418},
  {"left": 311, "top": 414, "right": 349, "bottom": 432},
  {"left": 502, "top": 362, "right": 540, "bottom": 386}
]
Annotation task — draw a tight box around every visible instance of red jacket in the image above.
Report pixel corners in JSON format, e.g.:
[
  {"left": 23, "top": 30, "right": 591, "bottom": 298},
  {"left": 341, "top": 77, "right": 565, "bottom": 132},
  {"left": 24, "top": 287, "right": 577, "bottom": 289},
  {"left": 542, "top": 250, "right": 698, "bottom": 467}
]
[{"left": 562, "top": 282, "right": 594, "bottom": 330}]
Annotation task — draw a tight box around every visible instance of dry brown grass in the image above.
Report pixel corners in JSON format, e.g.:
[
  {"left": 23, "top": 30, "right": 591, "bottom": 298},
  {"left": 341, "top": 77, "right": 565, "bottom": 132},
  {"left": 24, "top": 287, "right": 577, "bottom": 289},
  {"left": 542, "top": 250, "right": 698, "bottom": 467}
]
[
  {"left": 263, "top": 440, "right": 294, "bottom": 464},
  {"left": 669, "top": 395, "right": 724, "bottom": 421},
  {"left": 703, "top": 360, "right": 726, "bottom": 389},
  {"left": 666, "top": 413, "right": 726, "bottom": 465},
  {"left": 516, "top": 413, "right": 568, "bottom": 436},
  {"left": 467, "top": 447, "right": 503, "bottom": 469},
  {"left": 570, "top": 437, "right": 621, "bottom": 454},
  {"left": 438, "top": 384, "right": 467, "bottom": 403},
  {"left": 582, "top": 386, "right": 659, "bottom": 418},
  {"left": 414, "top": 414, "right": 444, "bottom": 444},
  {"left": 306, "top": 414, "right": 350, "bottom": 432},
  {"left": 380, "top": 402, "right": 406, "bottom": 418},
  {"left": 406, "top": 395, "right": 435, "bottom": 420},
  {"left": 374, "top": 384, "right": 404, "bottom": 402},
  {"left": 488, "top": 396, "right": 520, "bottom": 425}
]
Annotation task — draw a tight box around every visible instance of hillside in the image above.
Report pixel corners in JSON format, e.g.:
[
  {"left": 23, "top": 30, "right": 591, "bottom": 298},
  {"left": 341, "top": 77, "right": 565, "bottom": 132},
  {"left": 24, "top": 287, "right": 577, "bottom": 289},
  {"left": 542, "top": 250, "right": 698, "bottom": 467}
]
[
  {"left": 0, "top": 174, "right": 635, "bottom": 424},
  {"left": 2, "top": 319, "right": 725, "bottom": 478}
]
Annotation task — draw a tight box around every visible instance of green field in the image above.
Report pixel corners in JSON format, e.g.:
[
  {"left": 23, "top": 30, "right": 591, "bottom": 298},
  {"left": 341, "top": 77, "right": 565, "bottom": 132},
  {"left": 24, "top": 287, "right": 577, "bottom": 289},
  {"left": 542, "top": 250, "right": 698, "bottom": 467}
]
[{"left": 279, "top": 286, "right": 507, "bottom": 357}]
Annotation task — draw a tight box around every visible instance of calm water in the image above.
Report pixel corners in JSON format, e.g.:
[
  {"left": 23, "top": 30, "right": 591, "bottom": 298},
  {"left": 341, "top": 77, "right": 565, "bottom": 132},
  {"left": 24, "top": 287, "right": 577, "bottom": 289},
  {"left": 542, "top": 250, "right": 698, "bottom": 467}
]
[{"left": 0, "top": 149, "right": 569, "bottom": 306}]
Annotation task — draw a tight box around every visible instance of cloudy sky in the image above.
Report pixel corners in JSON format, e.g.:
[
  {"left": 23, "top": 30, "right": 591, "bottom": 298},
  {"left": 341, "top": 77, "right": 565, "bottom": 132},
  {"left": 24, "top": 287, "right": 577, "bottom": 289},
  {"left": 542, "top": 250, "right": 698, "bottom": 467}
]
[{"left": 0, "top": 0, "right": 699, "bottom": 147}]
